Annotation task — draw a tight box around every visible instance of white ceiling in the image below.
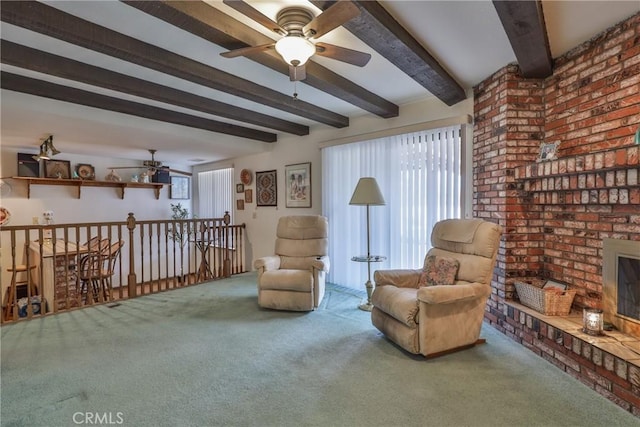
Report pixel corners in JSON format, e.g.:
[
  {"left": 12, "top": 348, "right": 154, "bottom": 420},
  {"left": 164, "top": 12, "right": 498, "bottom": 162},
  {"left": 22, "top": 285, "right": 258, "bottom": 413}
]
[{"left": 1, "top": 1, "right": 638, "bottom": 166}]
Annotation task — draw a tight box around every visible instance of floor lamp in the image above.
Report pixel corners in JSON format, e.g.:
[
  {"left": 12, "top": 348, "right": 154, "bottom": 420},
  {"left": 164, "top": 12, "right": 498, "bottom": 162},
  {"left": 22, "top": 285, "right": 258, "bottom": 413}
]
[{"left": 349, "top": 177, "right": 385, "bottom": 311}]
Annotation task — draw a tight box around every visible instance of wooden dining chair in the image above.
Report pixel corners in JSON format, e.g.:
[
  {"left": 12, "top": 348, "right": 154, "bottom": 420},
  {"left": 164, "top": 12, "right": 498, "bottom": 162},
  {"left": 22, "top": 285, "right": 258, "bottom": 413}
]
[{"left": 79, "top": 240, "right": 123, "bottom": 304}]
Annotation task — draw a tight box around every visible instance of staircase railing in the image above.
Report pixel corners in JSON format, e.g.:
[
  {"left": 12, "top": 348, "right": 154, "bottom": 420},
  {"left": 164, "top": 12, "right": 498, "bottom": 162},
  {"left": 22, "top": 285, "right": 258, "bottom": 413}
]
[{"left": 0, "top": 212, "right": 245, "bottom": 323}]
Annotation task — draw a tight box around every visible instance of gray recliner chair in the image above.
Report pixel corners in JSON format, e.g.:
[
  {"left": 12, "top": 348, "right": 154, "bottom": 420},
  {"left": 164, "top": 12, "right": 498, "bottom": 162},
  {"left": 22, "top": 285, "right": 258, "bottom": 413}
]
[
  {"left": 254, "top": 215, "right": 330, "bottom": 311},
  {"left": 371, "top": 219, "right": 502, "bottom": 358}
]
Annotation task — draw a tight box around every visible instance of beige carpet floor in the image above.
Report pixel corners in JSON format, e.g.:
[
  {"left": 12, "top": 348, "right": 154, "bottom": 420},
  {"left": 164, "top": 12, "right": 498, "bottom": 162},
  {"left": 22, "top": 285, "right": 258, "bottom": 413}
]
[{"left": 1, "top": 272, "right": 637, "bottom": 427}]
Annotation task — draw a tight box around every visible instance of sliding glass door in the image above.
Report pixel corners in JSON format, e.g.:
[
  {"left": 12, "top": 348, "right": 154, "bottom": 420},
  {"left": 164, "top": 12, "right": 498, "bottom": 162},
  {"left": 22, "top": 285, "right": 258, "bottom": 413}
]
[{"left": 322, "top": 126, "right": 462, "bottom": 289}]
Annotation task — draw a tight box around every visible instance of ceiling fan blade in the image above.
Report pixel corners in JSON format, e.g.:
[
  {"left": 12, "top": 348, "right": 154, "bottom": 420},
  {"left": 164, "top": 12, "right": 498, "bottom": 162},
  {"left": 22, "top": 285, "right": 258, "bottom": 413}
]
[
  {"left": 168, "top": 168, "right": 193, "bottom": 177},
  {"left": 315, "top": 43, "right": 371, "bottom": 67},
  {"left": 220, "top": 43, "right": 275, "bottom": 59},
  {"left": 289, "top": 64, "right": 306, "bottom": 82},
  {"left": 304, "top": 0, "right": 360, "bottom": 39},
  {"left": 107, "top": 166, "right": 147, "bottom": 170},
  {"left": 223, "top": 0, "right": 286, "bottom": 35}
]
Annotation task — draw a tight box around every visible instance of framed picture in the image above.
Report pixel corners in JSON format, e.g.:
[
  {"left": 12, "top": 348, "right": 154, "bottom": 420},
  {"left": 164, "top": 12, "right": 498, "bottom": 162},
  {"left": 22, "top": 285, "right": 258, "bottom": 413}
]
[
  {"left": 44, "top": 159, "right": 71, "bottom": 179},
  {"left": 75, "top": 163, "right": 95, "bottom": 180},
  {"left": 236, "top": 183, "right": 244, "bottom": 193},
  {"left": 256, "top": 170, "right": 277, "bottom": 207},
  {"left": 285, "top": 162, "right": 311, "bottom": 208},
  {"left": 236, "top": 199, "right": 245, "bottom": 210},
  {"left": 170, "top": 176, "right": 190, "bottom": 199},
  {"left": 537, "top": 142, "right": 559, "bottom": 162},
  {"left": 17, "top": 153, "right": 40, "bottom": 177},
  {"left": 244, "top": 189, "right": 253, "bottom": 203}
]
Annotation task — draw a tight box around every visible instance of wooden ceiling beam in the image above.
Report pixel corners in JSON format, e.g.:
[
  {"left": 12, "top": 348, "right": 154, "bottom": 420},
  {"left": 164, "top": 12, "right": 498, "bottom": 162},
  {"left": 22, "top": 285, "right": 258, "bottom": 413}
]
[
  {"left": 0, "top": 72, "right": 277, "bottom": 142},
  {"left": 311, "top": 0, "right": 466, "bottom": 106},
  {"left": 0, "top": 1, "right": 348, "bottom": 128},
  {"left": 492, "top": 0, "right": 553, "bottom": 78},
  {"left": 0, "top": 40, "right": 309, "bottom": 136},
  {"left": 123, "top": 0, "right": 399, "bottom": 119}
]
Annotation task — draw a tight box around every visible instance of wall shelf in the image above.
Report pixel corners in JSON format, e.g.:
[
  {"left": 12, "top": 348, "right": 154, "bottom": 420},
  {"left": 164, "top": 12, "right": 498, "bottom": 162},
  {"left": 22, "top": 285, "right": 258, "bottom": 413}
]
[{"left": 11, "top": 177, "right": 165, "bottom": 200}]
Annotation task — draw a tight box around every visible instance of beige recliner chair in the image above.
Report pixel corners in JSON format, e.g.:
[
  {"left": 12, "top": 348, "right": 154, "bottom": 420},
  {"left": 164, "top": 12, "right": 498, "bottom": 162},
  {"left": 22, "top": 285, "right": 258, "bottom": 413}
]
[
  {"left": 371, "top": 219, "right": 502, "bottom": 358},
  {"left": 254, "top": 215, "right": 330, "bottom": 311}
]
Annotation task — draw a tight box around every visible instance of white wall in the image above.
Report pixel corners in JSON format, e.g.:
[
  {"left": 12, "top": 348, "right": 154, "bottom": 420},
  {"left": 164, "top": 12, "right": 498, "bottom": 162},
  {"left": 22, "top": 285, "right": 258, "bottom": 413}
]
[{"left": 192, "top": 96, "right": 474, "bottom": 269}]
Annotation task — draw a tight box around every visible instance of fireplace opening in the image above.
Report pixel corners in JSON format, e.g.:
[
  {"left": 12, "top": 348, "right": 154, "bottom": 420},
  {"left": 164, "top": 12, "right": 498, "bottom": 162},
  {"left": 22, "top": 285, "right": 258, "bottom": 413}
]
[
  {"left": 603, "top": 238, "right": 640, "bottom": 338},
  {"left": 617, "top": 255, "right": 640, "bottom": 321}
]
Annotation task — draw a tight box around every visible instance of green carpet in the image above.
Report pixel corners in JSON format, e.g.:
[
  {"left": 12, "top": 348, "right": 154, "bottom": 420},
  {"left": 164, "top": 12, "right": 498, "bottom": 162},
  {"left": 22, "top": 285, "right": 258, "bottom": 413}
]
[{"left": 1, "top": 273, "right": 637, "bottom": 427}]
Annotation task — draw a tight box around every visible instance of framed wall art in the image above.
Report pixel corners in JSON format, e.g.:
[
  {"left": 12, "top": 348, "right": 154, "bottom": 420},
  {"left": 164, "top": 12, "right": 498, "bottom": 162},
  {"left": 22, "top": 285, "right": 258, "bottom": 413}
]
[
  {"left": 44, "top": 159, "right": 71, "bottom": 179},
  {"left": 537, "top": 142, "right": 559, "bottom": 162},
  {"left": 285, "top": 162, "right": 311, "bottom": 208},
  {"left": 170, "top": 176, "right": 190, "bottom": 199},
  {"left": 244, "top": 189, "right": 253, "bottom": 203},
  {"left": 236, "top": 199, "right": 245, "bottom": 210},
  {"left": 256, "top": 170, "right": 277, "bottom": 207},
  {"left": 236, "top": 183, "right": 244, "bottom": 193},
  {"left": 17, "top": 153, "right": 39, "bottom": 177}
]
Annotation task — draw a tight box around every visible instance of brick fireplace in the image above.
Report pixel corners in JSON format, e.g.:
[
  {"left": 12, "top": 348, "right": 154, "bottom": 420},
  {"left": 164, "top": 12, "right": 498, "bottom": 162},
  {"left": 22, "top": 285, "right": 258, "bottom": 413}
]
[{"left": 473, "top": 12, "right": 640, "bottom": 416}]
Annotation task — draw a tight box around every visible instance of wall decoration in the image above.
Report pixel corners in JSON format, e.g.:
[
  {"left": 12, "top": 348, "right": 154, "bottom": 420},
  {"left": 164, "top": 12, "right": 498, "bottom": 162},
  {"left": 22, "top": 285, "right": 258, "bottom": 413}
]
[
  {"left": 537, "top": 142, "right": 559, "bottom": 162},
  {"left": 236, "top": 199, "right": 245, "bottom": 210},
  {"left": 75, "top": 163, "right": 95, "bottom": 180},
  {"left": 244, "top": 189, "right": 253, "bottom": 203},
  {"left": 285, "top": 162, "right": 311, "bottom": 208},
  {"left": 170, "top": 176, "right": 190, "bottom": 199},
  {"left": 236, "top": 183, "right": 244, "bottom": 193},
  {"left": 240, "top": 169, "right": 252, "bottom": 185},
  {"left": 105, "top": 169, "right": 122, "bottom": 181},
  {"left": 44, "top": 159, "right": 71, "bottom": 179},
  {"left": 17, "top": 153, "right": 40, "bottom": 177},
  {"left": 256, "top": 170, "right": 277, "bottom": 207},
  {"left": 0, "top": 207, "right": 11, "bottom": 225}
]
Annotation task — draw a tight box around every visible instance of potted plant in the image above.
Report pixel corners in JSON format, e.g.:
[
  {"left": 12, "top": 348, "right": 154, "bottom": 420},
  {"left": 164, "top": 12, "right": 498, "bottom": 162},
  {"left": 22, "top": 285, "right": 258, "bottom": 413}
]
[{"left": 168, "top": 203, "right": 196, "bottom": 282}]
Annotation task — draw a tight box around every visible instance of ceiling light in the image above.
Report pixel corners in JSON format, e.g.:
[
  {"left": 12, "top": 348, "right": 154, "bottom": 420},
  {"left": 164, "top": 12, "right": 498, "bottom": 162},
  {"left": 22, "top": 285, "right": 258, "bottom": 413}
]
[
  {"left": 32, "top": 135, "right": 60, "bottom": 161},
  {"left": 275, "top": 36, "right": 316, "bottom": 67}
]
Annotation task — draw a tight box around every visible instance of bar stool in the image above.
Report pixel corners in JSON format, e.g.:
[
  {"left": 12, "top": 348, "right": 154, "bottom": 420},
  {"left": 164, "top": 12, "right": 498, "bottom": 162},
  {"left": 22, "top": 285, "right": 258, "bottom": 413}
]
[{"left": 3, "top": 264, "right": 38, "bottom": 321}]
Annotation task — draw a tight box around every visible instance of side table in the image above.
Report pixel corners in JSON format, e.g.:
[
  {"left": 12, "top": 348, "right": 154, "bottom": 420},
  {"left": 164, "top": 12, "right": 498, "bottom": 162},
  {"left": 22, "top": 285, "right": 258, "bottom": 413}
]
[{"left": 351, "top": 255, "right": 386, "bottom": 311}]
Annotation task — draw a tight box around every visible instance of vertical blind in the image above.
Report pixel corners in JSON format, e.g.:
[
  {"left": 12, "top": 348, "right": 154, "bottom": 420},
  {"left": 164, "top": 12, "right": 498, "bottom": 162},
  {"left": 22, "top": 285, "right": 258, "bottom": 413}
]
[
  {"left": 322, "top": 126, "right": 461, "bottom": 289},
  {"left": 197, "top": 168, "right": 234, "bottom": 221}
]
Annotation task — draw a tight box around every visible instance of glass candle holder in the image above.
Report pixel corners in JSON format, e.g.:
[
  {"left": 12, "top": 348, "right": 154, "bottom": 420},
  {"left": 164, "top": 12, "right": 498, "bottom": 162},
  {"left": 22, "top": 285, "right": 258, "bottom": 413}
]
[{"left": 582, "top": 308, "right": 604, "bottom": 336}]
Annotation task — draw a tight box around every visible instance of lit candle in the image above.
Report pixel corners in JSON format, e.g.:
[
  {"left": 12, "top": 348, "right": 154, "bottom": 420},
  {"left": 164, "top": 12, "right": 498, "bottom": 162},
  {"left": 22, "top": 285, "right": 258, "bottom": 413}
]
[{"left": 582, "top": 308, "right": 603, "bottom": 336}]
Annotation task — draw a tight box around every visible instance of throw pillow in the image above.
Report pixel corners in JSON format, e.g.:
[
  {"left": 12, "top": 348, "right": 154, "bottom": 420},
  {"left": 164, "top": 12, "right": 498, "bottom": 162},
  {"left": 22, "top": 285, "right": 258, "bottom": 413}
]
[{"left": 418, "top": 255, "right": 460, "bottom": 287}]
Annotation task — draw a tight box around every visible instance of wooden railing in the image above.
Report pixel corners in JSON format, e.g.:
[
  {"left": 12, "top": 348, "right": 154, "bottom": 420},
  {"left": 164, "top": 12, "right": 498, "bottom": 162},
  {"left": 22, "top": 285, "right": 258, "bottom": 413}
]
[{"left": 0, "top": 212, "right": 245, "bottom": 323}]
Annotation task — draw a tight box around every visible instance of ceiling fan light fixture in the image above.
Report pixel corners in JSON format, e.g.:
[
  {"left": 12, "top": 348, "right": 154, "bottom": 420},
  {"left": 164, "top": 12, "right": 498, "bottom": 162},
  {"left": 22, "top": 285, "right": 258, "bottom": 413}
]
[{"left": 275, "top": 36, "right": 315, "bottom": 66}]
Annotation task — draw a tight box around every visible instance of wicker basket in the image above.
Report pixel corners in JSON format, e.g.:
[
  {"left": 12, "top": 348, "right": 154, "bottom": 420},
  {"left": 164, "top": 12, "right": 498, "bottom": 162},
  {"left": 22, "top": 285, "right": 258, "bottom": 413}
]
[{"left": 514, "top": 280, "right": 576, "bottom": 316}]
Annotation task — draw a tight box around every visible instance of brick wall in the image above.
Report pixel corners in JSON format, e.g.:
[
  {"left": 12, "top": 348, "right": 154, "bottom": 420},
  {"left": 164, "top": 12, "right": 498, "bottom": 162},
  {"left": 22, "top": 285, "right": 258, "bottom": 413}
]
[
  {"left": 474, "top": 12, "right": 640, "bottom": 315},
  {"left": 473, "top": 12, "right": 640, "bottom": 416}
]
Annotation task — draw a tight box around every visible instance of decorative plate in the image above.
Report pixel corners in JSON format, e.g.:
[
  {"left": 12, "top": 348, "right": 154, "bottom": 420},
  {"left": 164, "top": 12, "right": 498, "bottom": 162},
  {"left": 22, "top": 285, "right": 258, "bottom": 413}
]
[
  {"left": 240, "top": 169, "right": 252, "bottom": 185},
  {"left": 76, "top": 164, "right": 95, "bottom": 180},
  {"left": 0, "top": 207, "right": 11, "bottom": 226}
]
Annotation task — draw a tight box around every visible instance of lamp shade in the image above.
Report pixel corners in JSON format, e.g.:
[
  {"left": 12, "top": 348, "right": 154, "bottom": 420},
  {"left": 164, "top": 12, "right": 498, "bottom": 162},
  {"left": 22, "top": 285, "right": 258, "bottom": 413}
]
[
  {"left": 349, "top": 177, "right": 385, "bottom": 206},
  {"left": 275, "top": 36, "right": 316, "bottom": 66}
]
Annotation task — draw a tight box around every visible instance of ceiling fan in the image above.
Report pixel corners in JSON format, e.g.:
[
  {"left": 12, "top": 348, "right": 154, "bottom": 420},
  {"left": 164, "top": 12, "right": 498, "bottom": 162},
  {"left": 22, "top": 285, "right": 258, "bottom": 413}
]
[
  {"left": 108, "top": 149, "right": 192, "bottom": 177},
  {"left": 220, "top": 0, "right": 371, "bottom": 81}
]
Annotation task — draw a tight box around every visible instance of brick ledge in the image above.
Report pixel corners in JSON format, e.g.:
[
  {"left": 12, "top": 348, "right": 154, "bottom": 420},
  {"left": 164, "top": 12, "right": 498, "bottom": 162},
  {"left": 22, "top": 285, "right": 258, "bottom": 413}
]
[
  {"left": 496, "top": 300, "right": 640, "bottom": 416},
  {"left": 514, "top": 145, "right": 639, "bottom": 181},
  {"left": 504, "top": 300, "right": 640, "bottom": 367}
]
